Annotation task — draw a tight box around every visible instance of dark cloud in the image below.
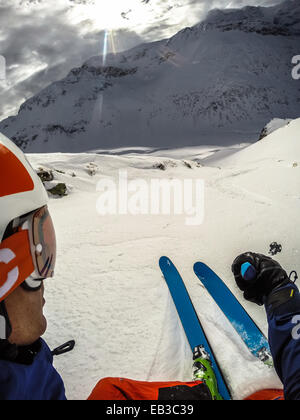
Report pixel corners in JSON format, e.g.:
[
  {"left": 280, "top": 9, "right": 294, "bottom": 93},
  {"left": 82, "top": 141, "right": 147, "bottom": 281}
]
[
  {"left": 0, "top": 1, "right": 144, "bottom": 119},
  {"left": 0, "top": 0, "right": 284, "bottom": 121}
]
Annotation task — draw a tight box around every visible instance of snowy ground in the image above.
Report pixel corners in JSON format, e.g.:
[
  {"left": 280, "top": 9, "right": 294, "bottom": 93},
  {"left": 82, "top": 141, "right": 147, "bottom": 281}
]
[{"left": 27, "top": 118, "right": 300, "bottom": 400}]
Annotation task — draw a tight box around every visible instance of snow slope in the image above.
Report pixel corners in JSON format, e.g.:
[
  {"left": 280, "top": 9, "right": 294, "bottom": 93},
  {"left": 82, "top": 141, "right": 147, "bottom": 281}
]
[
  {"left": 26, "top": 117, "right": 300, "bottom": 400},
  {"left": 1, "top": 0, "right": 300, "bottom": 152}
]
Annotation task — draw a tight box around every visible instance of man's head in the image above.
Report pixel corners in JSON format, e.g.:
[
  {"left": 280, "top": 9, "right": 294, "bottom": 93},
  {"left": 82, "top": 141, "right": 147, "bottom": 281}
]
[{"left": 0, "top": 133, "right": 56, "bottom": 351}]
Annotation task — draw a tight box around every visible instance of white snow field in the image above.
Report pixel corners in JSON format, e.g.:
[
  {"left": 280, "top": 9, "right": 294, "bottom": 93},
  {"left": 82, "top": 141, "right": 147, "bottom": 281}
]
[{"left": 27, "top": 118, "right": 299, "bottom": 400}]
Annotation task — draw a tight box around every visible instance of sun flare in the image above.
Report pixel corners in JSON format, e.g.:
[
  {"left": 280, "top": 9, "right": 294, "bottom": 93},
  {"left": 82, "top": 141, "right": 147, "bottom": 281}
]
[{"left": 70, "top": 0, "right": 153, "bottom": 31}]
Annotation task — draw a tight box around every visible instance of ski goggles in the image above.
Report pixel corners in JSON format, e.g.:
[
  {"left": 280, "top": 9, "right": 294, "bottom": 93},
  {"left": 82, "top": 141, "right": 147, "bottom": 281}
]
[{"left": 0, "top": 205, "right": 56, "bottom": 301}]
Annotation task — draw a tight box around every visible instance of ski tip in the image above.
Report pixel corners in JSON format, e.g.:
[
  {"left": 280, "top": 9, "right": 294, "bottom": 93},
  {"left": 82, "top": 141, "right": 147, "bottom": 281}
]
[
  {"left": 159, "top": 256, "right": 170, "bottom": 268},
  {"left": 193, "top": 262, "right": 206, "bottom": 272}
]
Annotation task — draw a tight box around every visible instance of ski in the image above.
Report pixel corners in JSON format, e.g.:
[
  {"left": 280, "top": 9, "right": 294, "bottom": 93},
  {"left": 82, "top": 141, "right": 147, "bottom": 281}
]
[
  {"left": 159, "top": 256, "right": 232, "bottom": 400},
  {"left": 193, "top": 262, "right": 273, "bottom": 367}
]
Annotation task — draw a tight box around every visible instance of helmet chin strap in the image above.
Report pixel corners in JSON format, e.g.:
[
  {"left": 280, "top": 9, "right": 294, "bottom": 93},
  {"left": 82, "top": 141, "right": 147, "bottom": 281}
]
[
  {"left": 0, "top": 300, "right": 11, "bottom": 340},
  {"left": 0, "top": 300, "right": 19, "bottom": 362},
  {"left": 0, "top": 315, "right": 6, "bottom": 340}
]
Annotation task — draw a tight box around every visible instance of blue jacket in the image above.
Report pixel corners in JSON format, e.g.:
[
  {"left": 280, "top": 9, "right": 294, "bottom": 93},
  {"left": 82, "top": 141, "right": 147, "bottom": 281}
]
[
  {"left": 0, "top": 339, "right": 66, "bottom": 400},
  {"left": 266, "top": 283, "right": 300, "bottom": 400}
]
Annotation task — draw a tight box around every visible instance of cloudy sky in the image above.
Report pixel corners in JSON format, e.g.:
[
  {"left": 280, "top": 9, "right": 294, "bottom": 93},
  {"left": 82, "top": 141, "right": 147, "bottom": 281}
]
[{"left": 0, "top": 0, "right": 283, "bottom": 121}]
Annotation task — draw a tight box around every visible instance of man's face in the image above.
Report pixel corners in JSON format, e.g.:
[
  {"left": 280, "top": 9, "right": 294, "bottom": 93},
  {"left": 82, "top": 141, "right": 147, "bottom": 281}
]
[{"left": 4, "top": 282, "right": 47, "bottom": 346}]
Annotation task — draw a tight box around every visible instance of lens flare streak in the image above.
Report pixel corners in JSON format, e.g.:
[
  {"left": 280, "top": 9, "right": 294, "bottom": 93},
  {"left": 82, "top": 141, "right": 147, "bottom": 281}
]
[{"left": 102, "top": 30, "right": 109, "bottom": 66}]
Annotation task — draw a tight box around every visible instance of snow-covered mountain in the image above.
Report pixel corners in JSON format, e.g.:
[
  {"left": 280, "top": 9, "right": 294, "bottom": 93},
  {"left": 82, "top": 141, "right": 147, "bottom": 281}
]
[{"left": 1, "top": 0, "right": 300, "bottom": 153}]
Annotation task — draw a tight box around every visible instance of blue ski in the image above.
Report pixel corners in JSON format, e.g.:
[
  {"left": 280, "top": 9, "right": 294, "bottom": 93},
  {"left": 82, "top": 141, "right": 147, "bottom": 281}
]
[
  {"left": 193, "top": 262, "right": 273, "bottom": 366},
  {"left": 159, "top": 256, "right": 232, "bottom": 400}
]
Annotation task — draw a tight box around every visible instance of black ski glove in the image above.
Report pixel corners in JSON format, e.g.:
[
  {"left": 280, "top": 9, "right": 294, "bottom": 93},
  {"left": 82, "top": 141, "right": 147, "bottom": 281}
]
[{"left": 232, "top": 252, "right": 290, "bottom": 305}]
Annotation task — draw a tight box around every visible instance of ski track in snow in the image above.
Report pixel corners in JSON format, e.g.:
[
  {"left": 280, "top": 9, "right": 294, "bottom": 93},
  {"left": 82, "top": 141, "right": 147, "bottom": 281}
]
[{"left": 27, "top": 119, "right": 300, "bottom": 399}]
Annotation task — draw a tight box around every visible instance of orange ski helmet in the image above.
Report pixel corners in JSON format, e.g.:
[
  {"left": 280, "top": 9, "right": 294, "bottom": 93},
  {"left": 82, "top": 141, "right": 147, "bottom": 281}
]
[{"left": 0, "top": 133, "right": 56, "bottom": 306}]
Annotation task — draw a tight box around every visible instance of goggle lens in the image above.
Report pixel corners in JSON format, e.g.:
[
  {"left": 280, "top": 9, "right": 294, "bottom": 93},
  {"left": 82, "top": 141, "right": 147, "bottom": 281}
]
[{"left": 31, "top": 206, "right": 56, "bottom": 279}]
